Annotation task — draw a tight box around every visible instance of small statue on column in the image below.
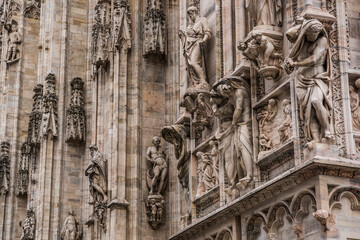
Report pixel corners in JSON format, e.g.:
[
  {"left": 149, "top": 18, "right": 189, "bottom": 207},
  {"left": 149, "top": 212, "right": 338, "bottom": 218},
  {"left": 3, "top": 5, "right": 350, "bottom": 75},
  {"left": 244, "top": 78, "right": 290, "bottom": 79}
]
[
  {"left": 145, "top": 136, "right": 168, "bottom": 229},
  {"left": 85, "top": 144, "right": 108, "bottom": 230}
]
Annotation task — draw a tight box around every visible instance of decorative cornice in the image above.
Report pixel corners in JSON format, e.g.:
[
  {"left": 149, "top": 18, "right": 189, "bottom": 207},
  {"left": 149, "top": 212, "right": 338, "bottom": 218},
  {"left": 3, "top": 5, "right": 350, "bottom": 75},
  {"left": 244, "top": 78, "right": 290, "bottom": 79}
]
[{"left": 169, "top": 157, "right": 360, "bottom": 240}]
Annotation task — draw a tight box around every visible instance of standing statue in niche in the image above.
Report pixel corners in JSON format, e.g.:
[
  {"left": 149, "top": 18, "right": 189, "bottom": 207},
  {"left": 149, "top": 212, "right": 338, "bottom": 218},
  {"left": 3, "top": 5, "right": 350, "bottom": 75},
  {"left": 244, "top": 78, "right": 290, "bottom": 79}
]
[
  {"left": 209, "top": 140, "right": 219, "bottom": 186},
  {"left": 146, "top": 136, "right": 168, "bottom": 195},
  {"left": 20, "top": 209, "right": 36, "bottom": 240},
  {"left": 145, "top": 136, "right": 168, "bottom": 229},
  {"left": 212, "top": 76, "right": 253, "bottom": 191},
  {"left": 245, "top": 0, "right": 282, "bottom": 27},
  {"left": 6, "top": 19, "right": 21, "bottom": 64},
  {"left": 350, "top": 78, "right": 360, "bottom": 131},
  {"left": 60, "top": 210, "right": 82, "bottom": 240},
  {"left": 179, "top": 5, "right": 212, "bottom": 91},
  {"left": 278, "top": 99, "right": 292, "bottom": 143},
  {"left": 85, "top": 144, "right": 108, "bottom": 204},
  {"left": 285, "top": 19, "right": 333, "bottom": 149}
]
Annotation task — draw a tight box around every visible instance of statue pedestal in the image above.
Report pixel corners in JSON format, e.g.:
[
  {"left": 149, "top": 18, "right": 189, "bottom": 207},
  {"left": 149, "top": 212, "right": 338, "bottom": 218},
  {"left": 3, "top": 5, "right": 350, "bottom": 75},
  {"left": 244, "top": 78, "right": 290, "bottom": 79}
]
[
  {"left": 145, "top": 195, "right": 165, "bottom": 229},
  {"left": 304, "top": 143, "right": 339, "bottom": 161}
]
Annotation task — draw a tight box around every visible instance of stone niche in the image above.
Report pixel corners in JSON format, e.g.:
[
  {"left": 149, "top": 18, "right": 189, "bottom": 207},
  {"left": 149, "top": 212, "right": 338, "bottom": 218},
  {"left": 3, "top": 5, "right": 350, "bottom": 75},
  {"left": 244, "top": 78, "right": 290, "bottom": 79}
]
[
  {"left": 253, "top": 80, "right": 294, "bottom": 181},
  {"left": 349, "top": 75, "right": 360, "bottom": 157}
]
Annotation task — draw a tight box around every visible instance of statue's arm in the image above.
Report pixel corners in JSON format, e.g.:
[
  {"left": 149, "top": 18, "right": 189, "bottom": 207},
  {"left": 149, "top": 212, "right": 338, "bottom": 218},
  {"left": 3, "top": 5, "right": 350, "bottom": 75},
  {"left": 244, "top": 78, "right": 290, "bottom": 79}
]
[
  {"left": 232, "top": 90, "right": 244, "bottom": 125},
  {"left": 146, "top": 147, "right": 153, "bottom": 162},
  {"left": 294, "top": 37, "right": 328, "bottom": 67},
  {"left": 201, "top": 18, "right": 212, "bottom": 41}
]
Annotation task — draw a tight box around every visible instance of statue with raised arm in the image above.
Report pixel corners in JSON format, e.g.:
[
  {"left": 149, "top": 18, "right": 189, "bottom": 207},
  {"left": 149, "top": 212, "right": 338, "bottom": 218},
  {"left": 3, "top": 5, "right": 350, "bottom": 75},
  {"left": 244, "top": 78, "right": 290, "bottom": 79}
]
[
  {"left": 212, "top": 76, "right": 253, "bottom": 191},
  {"left": 146, "top": 136, "right": 168, "bottom": 195},
  {"left": 85, "top": 144, "right": 108, "bottom": 204},
  {"left": 285, "top": 19, "right": 333, "bottom": 148},
  {"left": 179, "top": 5, "right": 212, "bottom": 90}
]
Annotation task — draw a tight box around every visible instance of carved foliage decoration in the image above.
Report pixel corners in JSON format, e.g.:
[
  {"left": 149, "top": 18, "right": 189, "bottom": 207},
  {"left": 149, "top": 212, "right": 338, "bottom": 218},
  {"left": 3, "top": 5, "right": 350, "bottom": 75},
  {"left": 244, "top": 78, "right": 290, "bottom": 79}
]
[
  {"left": 17, "top": 143, "right": 30, "bottom": 196},
  {"left": 327, "top": 0, "right": 347, "bottom": 156},
  {"left": 113, "top": 0, "right": 131, "bottom": 51},
  {"left": 143, "top": 0, "right": 166, "bottom": 57},
  {"left": 66, "top": 77, "right": 86, "bottom": 143},
  {"left": 40, "top": 74, "right": 58, "bottom": 139},
  {"left": 24, "top": 0, "right": 40, "bottom": 19},
  {"left": 0, "top": 141, "right": 10, "bottom": 195},
  {"left": 91, "top": 0, "right": 112, "bottom": 69},
  {"left": 28, "top": 84, "right": 43, "bottom": 147}
]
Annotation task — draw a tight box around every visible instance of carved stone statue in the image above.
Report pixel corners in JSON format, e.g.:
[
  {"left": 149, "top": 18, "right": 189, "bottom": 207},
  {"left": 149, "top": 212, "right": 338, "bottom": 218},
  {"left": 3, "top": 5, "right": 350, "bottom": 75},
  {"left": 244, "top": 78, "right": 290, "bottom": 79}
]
[
  {"left": 350, "top": 79, "right": 360, "bottom": 131},
  {"left": 85, "top": 144, "right": 108, "bottom": 204},
  {"left": 20, "top": 208, "right": 36, "bottom": 240},
  {"left": 238, "top": 30, "right": 283, "bottom": 81},
  {"left": 60, "top": 210, "right": 82, "bottom": 240},
  {"left": 5, "top": 19, "right": 21, "bottom": 63},
  {"left": 257, "top": 98, "right": 278, "bottom": 153},
  {"left": 179, "top": 5, "right": 212, "bottom": 90},
  {"left": 212, "top": 76, "right": 253, "bottom": 190},
  {"left": 278, "top": 99, "right": 292, "bottom": 143},
  {"left": 209, "top": 140, "right": 219, "bottom": 186},
  {"left": 146, "top": 136, "right": 168, "bottom": 195},
  {"left": 145, "top": 198, "right": 165, "bottom": 229},
  {"left": 245, "top": 0, "right": 282, "bottom": 27},
  {"left": 161, "top": 124, "right": 190, "bottom": 189},
  {"left": 285, "top": 19, "right": 333, "bottom": 148},
  {"left": 200, "top": 152, "right": 214, "bottom": 191}
]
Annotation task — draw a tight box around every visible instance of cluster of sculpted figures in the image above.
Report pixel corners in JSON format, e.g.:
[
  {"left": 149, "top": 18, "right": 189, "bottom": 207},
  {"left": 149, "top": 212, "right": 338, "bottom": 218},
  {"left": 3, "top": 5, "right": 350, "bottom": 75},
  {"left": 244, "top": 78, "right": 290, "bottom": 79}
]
[{"left": 172, "top": 2, "right": 336, "bottom": 197}]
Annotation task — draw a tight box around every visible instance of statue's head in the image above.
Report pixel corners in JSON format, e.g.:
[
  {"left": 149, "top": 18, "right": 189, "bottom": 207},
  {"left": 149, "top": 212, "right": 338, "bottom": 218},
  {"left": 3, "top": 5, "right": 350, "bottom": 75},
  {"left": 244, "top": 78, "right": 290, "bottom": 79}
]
[
  {"left": 355, "top": 78, "right": 360, "bottom": 89},
  {"left": 68, "top": 209, "right": 75, "bottom": 216},
  {"left": 252, "top": 30, "right": 262, "bottom": 42},
  {"left": 89, "top": 144, "right": 98, "bottom": 156},
  {"left": 187, "top": 6, "right": 199, "bottom": 21},
  {"left": 268, "top": 98, "right": 276, "bottom": 107},
  {"left": 282, "top": 98, "right": 291, "bottom": 106},
  {"left": 306, "top": 21, "right": 323, "bottom": 42},
  {"left": 152, "top": 136, "right": 161, "bottom": 147},
  {"left": 219, "top": 83, "right": 233, "bottom": 98},
  {"left": 11, "top": 20, "right": 18, "bottom": 32}
]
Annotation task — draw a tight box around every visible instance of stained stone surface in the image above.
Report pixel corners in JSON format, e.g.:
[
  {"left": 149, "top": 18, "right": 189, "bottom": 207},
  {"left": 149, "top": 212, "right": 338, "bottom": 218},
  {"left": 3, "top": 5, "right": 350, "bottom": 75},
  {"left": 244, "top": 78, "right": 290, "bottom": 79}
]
[{"left": 0, "top": 1, "right": 359, "bottom": 240}]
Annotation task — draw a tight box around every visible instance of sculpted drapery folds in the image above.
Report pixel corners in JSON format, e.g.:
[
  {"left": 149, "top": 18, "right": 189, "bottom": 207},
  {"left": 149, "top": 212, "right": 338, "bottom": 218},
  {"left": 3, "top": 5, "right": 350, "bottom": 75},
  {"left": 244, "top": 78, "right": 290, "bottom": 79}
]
[
  {"left": 179, "top": 5, "right": 212, "bottom": 90},
  {"left": 285, "top": 19, "right": 334, "bottom": 148},
  {"left": 245, "top": 0, "right": 282, "bottom": 27},
  {"left": 60, "top": 210, "right": 82, "bottom": 240},
  {"left": 146, "top": 136, "right": 168, "bottom": 195},
  {"left": 85, "top": 145, "right": 108, "bottom": 204},
  {"left": 212, "top": 76, "right": 253, "bottom": 190}
]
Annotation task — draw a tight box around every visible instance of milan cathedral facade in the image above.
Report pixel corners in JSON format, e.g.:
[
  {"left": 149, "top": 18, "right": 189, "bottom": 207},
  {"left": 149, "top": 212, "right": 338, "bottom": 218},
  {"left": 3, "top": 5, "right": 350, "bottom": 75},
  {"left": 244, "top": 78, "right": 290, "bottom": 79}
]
[{"left": 0, "top": 0, "right": 359, "bottom": 239}]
